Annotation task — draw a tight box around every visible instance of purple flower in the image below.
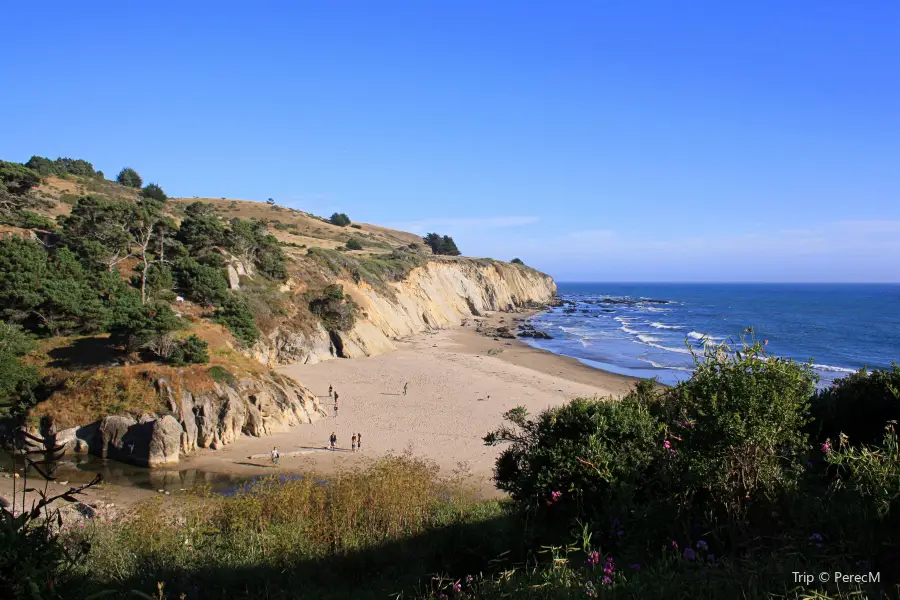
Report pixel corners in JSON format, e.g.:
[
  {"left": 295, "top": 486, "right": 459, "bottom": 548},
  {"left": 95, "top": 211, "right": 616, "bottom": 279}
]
[
  {"left": 631, "top": 563, "right": 640, "bottom": 571},
  {"left": 616, "top": 529, "right": 624, "bottom": 537},
  {"left": 821, "top": 442, "right": 831, "bottom": 453},
  {"left": 809, "top": 533, "right": 823, "bottom": 542},
  {"left": 587, "top": 550, "right": 600, "bottom": 566},
  {"left": 663, "top": 440, "right": 671, "bottom": 450},
  {"left": 683, "top": 548, "right": 696, "bottom": 561},
  {"left": 466, "top": 574, "right": 474, "bottom": 584},
  {"left": 670, "top": 540, "right": 679, "bottom": 551},
  {"left": 707, "top": 553, "right": 715, "bottom": 563},
  {"left": 602, "top": 576, "right": 612, "bottom": 585},
  {"left": 696, "top": 540, "right": 708, "bottom": 551},
  {"left": 453, "top": 582, "right": 462, "bottom": 592}
]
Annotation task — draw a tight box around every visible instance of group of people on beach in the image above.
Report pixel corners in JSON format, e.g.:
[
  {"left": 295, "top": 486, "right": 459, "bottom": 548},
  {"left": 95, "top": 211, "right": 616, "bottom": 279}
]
[{"left": 327, "top": 431, "right": 362, "bottom": 452}]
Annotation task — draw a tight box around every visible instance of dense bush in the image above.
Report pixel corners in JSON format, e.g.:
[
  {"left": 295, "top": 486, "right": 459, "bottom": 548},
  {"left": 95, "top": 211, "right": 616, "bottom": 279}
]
[
  {"left": 330, "top": 212, "right": 351, "bottom": 226},
  {"left": 108, "top": 297, "right": 181, "bottom": 354},
  {"left": 169, "top": 334, "right": 210, "bottom": 365},
  {"left": 174, "top": 258, "right": 228, "bottom": 306},
  {"left": 0, "top": 321, "right": 41, "bottom": 416},
  {"left": 511, "top": 257, "right": 525, "bottom": 265},
  {"left": 25, "top": 155, "right": 99, "bottom": 178},
  {"left": 345, "top": 237, "right": 363, "bottom": 250},
  {"left": 116, "top": 167, "right": 143, "bottom": 188},
  {"left": 308, "top": 284, "right": 357, "bottom": 332},
  {"left": 177, "top": 202, "right": 226, "bottom": 254},
  {"left": 58, "top": 195, "right": 134, "bottom": 272},
  {"left": 213, "top": 293, "right": 260, "bottom": 346},
  {"left": 140, "top": 182, "right": 167, "bottom": 203},
  {"left": 809, "top": 364, "right": 900, "bottom": 446},
  {"left": 423, "top": 232, "right": 461, "bottom": 256}
]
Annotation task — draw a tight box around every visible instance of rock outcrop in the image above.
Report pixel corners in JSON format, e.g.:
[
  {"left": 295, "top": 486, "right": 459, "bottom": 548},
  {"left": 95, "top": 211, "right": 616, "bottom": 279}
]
[
  {"left": 55, "top": 372, "right": 326, "bottom": 468},
  {"left": 254, "top": 258, "right": 557, "bottom": 365}
]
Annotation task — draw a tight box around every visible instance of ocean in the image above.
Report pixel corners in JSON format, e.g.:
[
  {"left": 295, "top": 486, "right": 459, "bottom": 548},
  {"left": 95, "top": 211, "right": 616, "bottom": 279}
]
[{"left": 522, "top": 283, "right": 900, "bottom": 387}]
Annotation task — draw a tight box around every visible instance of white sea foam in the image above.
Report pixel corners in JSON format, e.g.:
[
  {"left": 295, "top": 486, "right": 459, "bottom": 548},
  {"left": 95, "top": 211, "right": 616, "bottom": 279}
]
[
  {"left": 638, "top": 358, "right": 693, "bottom": 372},
  {"left": 620, "top": 325, "right": 640, "bottom": 335},
  {"left": 812, "top": 363, "right": 856, "bottom": 374},
  {"left": 647, "top": 342, "right": 693, "bottom": 355},
  {"left": 637, "top": 334, "right": 661, "bottom": 343},
  {"left": 687, "top": 331, "right": 708, "bottom": 340},
  {"left": 650, "top": 322, "right": 683, "bottom": 330}
]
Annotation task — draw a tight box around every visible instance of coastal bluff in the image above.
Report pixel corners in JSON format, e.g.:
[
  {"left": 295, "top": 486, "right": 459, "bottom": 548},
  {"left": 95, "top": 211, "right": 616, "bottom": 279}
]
[{"left": 254, "top": 257, "right": 558, "bottom": 365}]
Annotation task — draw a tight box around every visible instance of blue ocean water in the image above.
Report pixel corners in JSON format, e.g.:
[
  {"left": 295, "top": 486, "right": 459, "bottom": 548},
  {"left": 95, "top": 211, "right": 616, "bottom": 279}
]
[{"left": 522, "top": 283, "right": 900, "bottom": 387}]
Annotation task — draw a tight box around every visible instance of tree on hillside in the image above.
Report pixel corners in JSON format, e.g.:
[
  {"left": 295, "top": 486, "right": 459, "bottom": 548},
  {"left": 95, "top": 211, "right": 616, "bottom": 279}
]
[
  {"left": 423, "top": 233, "right": 461, "bottom": 256},
  {"left": 108, "top": 295, "right": 181, "bottom": 354},
  {"left": 225, "top": 218, "right": 287, "bottom": 280},
  {"left": 330, "top": 213, "right": 351, "bottom": 226},
  {"left": 59, "top": 196, "right": 134, "bottom": 271},
  {"left": 344, "top": 238, "right": 363, "bottom": 251},
  {"left": 132, "top": 201, "right": 176, "bottom": 304},
  {"left": 177, "top": 201, "right": 226, "bottom": 255},
  {"left": 140, "top": 182, "right": 167, "bottom": 203},
  {"left": 511, "top": 258, "right": 525, "bottom": 265},
  {"left": 0, "top": 161, "right": 44, "bottom": 221},
  {"left": 116, "top": 167, "right": 143, "bottom": 188},
  {"left": 0, "top": 238, "right": 108, "bottom": 335},
  {"left": 0, "top": 321, "right": 42, "bottom": 417},
  {"left": 213, "top": 293, "right": 259, "bottom": 346},
  {"left": 266, "top": 198, "right": 275, "bottom": 205},
  {"left": 25, "top": 156, "right": 99, "bottom": 178},
  {"left": 173, "top": 258, "right": 228, "bottom": 306}
]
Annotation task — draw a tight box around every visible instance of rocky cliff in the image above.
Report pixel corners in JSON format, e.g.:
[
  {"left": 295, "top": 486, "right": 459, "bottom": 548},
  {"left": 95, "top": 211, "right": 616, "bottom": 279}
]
[
  {"left": 253, "top": 258, "right": 557, "bottom": 365},
  {"left": 50, "top": 372, "right": 326, "bottom": 467}
]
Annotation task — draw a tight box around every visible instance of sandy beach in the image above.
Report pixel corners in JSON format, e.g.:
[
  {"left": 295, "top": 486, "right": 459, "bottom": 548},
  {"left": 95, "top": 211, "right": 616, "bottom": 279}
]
[
  {"left": 1, "top": 313, "right": 638, "bottom": 508},
  {"left": 176, "top": 312, "right": 637, "bottom": 495}
]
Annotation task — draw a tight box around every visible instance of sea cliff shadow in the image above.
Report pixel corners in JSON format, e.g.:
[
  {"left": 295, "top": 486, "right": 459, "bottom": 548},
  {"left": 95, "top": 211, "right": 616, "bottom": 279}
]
[{"left": 71, "top": 510, "right": 529, "bottom": 600}]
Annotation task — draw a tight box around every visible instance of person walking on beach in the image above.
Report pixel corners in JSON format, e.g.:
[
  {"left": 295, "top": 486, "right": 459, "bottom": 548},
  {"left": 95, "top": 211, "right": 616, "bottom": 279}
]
[
  {"left": 357, "top": 432, "right": 362, "bottom": 451},
  {"left": 403, "top": 382, "right": 408, "bottom": 396},
  {"left": 271, "top": 446, "right": 279, "bottom": 465},
  {"left": 329, "top": 432, "right": 337, "bottom": 450},
  {"left": 333, "top": 391, "right": 339, "bottom": 417},
  {"left": 328, "top": 384, "right": 333, "bottom": 398},
  {"left": 351, "top": 433, "right": 357, "bottom": 452}
]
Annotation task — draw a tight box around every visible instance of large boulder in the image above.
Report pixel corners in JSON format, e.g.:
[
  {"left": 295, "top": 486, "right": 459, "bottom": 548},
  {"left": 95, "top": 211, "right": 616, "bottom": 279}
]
[
  {"left": 147, "top": 415, "right": 182, "bottom": 467},
  {"left": 97, "top": 416, "right": 136, "bottom": 460}
]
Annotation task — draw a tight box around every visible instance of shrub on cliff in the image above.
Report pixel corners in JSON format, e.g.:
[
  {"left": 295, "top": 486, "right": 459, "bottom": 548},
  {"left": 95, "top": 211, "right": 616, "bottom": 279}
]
[
  {"left": 809, "top": 364, "right": 900, "bottom": 446},
  {"left": 510, "top": 257, "right": 525, "bottom": 265},
  {"left": 345, "top": 237, "right": 363, "bottom": 251},
  {"left": 169, "top": 334, "right": 210, "bottom": 365},
  {"left": 308, "top": 284, "right": 357, "bottom": 332},
  {"left": 423, "top": 232, "right": 461, "bottom": 256},
  {"left": 214, "top": 293, "right": 260, "bottom": 346},
  {"left": 329, "top": 212, "right": 351, "bottom": 226},
  {"left": 116, "top": 166, "right": 143, "bottom": 188},
  {"left": 108, "top": 297, "right": 181, "bottom": 354},
  {"left": 25, "top": 155, "right": 99, "bottom": 178}
]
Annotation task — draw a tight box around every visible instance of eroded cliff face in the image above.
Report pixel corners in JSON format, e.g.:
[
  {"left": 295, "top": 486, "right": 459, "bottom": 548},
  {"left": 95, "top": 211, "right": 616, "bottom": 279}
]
[
  {"left": 253, "top": 259, "right": 557, "bottom": 365},
  {"left": 51, "top": 372, "right": 326, "bottom": 467}
]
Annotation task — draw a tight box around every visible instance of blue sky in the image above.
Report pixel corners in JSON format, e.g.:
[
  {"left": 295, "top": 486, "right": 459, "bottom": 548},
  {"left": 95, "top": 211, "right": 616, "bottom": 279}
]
[{"left": 3, "top": 1, "right": 898, "bottom": 282}]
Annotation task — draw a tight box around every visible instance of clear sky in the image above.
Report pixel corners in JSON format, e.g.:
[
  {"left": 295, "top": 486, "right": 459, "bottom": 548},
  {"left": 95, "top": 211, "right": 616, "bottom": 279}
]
[{"left": 3, "top": 1, "right": 898, "bottom": 282}]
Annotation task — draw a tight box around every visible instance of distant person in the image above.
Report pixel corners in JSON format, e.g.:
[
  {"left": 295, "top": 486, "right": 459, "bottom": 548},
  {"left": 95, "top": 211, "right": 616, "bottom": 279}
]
[
  {"left": 271, "top": 446, "right": 279, "bottom": 465},
  {"left": 334, "top": 399, "right": 339, "bottom": 417},
  {"left": 357, "top": 432, "right": 362, "bottom": 451},
  {"left": 403, "top": 382, "right": 408, "bottom": 396},
  {"left": 329, "top": 432, "right": 337, "bottom": 450},
  {"left": 351, "top": 433, "right": 358, "bottom": 452},
  {"left": 328, "top": 384, "right": 333, "bottom": 398}
]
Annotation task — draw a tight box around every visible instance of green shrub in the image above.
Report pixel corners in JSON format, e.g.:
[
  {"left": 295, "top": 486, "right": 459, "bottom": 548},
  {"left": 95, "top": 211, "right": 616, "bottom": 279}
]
[
  {"left": 207, "top": 365, "right": 237, "bottom": 386},
  {"left": 0, "top": 322, "right": 41, "bottom": 416},
  {"left": 809, "top": 365, "right": 900, "bottom": 446},
  {"left": 25, "top": 156, "right": 98, "bottom": 178},
  {"left": 0, "top": 160, "right": 42, "bottom": 196},
  {"left": 511, "top": 257, "right": 525, "bottom": 265},
  {"left": 214, "top": 293, "right": 260, "bottom": 346},
  {"left": 350, "top": 223, "right": 362, "bottom": 229},
  {"left": 345, "top": 237, "right": 363, "bottom": 250},
  {"left": 140, "top": 182, "right": 167, "bottom": 203},
  {"left": 116, "top": 167, "right": 143, "bottom": 188},
  {"left": 169, "top": 334, "right": 209, "bottom": 365},
  {"left": 308, "top": 284, "right": 357, "bottom": 332},
  {"left": 329, "top": 212, "right": 351, "bottom": 226},
  {"left": 58, "top": 193, "right": 79, "bottom": 206},
  {"left": 108, "top": 298, "right": 181, "bottom": 353},
  {"left": 174, "top": 258, "right": 228, "bottom": 306},
  {"left": 423, "top": 232, "right": 461, "bottom": 256},
  {"left": 6, "top": 210, "right": 55, "bottom": 230}
]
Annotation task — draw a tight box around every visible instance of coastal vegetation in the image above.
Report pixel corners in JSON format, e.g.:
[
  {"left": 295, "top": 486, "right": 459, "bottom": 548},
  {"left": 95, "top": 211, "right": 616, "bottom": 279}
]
[{"left": 423, "top": 232, "right": 461, "bottom": 256}]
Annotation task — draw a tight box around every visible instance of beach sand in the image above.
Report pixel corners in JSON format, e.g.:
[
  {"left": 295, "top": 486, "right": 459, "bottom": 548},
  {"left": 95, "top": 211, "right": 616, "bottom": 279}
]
[
  {"left": 1, "top": 312, "right": 638, "bottom": 508},
  {"left": 178, "top": 311, "right": 638, "bottom": 496}
]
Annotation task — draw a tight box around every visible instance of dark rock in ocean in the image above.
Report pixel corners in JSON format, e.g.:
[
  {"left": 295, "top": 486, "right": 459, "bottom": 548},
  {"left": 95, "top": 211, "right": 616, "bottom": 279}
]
[
  {"left": 518, "top": 329, "right": 553, "bottom": 339},
  {"left": 600, "top": 298, "right": 669, "bottom": 305},
  {"left": 563, "top": 308, "right": 577, "bottom": 313}
]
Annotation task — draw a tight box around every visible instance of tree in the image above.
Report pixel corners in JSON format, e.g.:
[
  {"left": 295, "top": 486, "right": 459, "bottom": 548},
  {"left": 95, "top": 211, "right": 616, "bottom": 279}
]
[
  {"left": 345, "top": 238, "right": 363, "bottom": 251},
  {"left": 511, "top": 257, "right": 525, "bottom": 265},
  {"left": 108, "top": 296, "right": 181, "bottom": 354},
  {"left": 0, "top": 161, "right": 43, "bottom": 220},
  {"left": 0, "top": 238, "right": 108, "bottom": 335},
  {"left": 174, "top": 258, "right": 228, "bottom": 306},
  {"left": 0, "top": 322, "right": 41, "bottom": 416},
  {"left": 177, "top": 202, "right": 225, "bottom": 255},
  {"left": 59, "top": 196, "right": 134, "bottom": 271},
  {"left": 213, "top": 293, "right": 259, "bottom": 346},
  {"left": 423, "top": 232, "right": 461, "bottom": 256},
  {"left": 25, "top": 156, "right": 98, "bottom": 178},
  {"left": 169, "top": 334, "right": 210, "bottom": 365},
  {"left": 266, "top": 198, "right": 276, "bottom": 205},
  {"left": 330, "top": 213, "right": 351, "bottom": 227},
  {"left": 140, "top": 182, "right": 168, "bottom": 203},
  {"left": 256, "top": 235, "right": 287, "bottom": 280},
  {"left": 225, "top": 218, "right": 287, "bottom": 280},
  {"left": 116, "top": 167, "right": 143, "bottom": 188}
]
